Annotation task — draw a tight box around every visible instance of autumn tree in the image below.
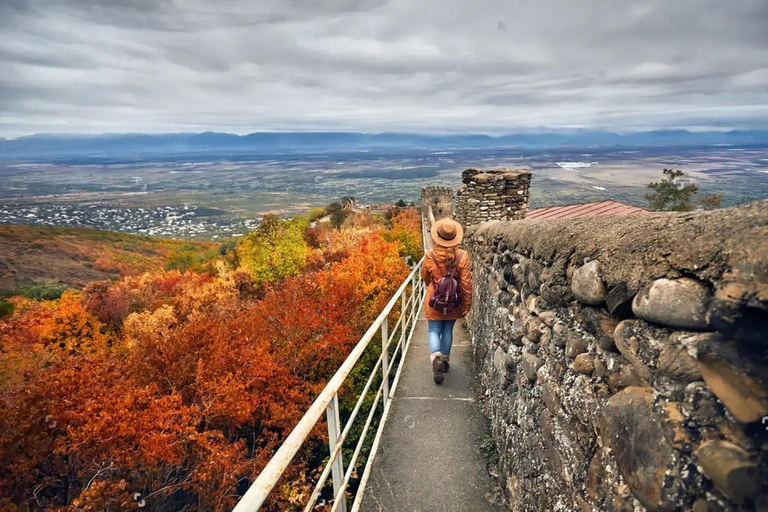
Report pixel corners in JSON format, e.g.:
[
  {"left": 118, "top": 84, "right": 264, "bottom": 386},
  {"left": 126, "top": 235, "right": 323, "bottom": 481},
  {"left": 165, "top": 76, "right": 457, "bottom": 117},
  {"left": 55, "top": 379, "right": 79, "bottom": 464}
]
[
  {"left": 165, "top": 243, "right": 220, "bottom": 274},
  {"left": 236, "top": 215, "right": 308, "bottom": 287},
  {"left": 699, "top": 192, "right": 723, "bottom": 210},
  {"left": 382, "top": 208, "right": 423, "bottom": 262},
  {"left": 325, "top": 203, "right": 348, "bottom": 229},
  {"left": 646, "top": 168, "right": 699, "bottom": 211}
]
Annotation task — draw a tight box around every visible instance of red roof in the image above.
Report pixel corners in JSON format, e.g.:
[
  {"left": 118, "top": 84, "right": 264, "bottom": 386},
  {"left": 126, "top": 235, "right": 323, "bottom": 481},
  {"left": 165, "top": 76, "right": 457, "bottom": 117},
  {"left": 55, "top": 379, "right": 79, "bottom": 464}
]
[{"left": 526, "top": 201, "right": 649, "bottom": 221}]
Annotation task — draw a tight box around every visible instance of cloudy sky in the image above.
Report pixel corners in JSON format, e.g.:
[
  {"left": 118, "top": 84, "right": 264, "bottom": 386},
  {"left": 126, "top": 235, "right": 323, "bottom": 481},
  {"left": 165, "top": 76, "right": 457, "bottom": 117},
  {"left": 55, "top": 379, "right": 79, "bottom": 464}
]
[{"left": 1, "top": 0, "right": 768, "bottom": 137}]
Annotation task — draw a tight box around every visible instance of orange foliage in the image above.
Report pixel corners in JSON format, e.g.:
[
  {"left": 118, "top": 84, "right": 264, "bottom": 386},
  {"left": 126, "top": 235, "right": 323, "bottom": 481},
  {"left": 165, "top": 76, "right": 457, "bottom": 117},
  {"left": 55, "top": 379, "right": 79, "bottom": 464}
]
[
  {"left": 39, "top": 291, "right": 111, "bottom": 354},
  {"left": 0, "top": 214, "right": 418, "bottom": 511},
  {"left": 383, "top": 208, "right": 423, "bottom": 261}
]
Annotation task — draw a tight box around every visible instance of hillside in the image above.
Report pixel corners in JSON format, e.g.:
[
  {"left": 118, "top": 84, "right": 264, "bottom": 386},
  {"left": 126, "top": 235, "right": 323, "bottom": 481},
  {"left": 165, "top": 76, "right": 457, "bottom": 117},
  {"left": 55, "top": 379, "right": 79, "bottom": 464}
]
[
  {"left": 0, "top": 225, "right": 218, "bottom": 292},
  {"left": 0, "top": 207, "right": 421, "bottom": 511}
]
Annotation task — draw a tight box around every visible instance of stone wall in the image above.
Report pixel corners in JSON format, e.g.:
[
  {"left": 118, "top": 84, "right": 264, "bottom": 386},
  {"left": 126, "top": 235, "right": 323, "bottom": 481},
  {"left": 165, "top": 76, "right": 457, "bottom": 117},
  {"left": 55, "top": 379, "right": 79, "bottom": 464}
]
[
  {"left": 421, "top": 186, "right": 454, "bottom": 251},
  {"left": 421, "top": 186, "right": 454, "bottom": 222},
  {"left": 464, "top": 200, "right": 768, "bottom": 512},
  {"left": 455, "top": 168, "right": 531, "bottom": 227}
]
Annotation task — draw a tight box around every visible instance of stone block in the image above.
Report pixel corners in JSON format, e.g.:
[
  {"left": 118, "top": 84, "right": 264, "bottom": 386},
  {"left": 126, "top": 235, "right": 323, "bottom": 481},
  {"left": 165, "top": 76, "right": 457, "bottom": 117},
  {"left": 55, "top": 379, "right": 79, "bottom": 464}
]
[
  {"left": 695, "top": 440, "right": 762, "bottom": 504},
  {"left": 552, "top": 325, "right": 568, "bottom": 348},
  {"left": 571, "top": 261, "right": 607, "bottom": 305},
  {"left": 538, "top": 311, "right": 556, "bottom": 327},
  {"left": 632, "top": 278, "right": 711, "bottom": 329},
  {"left": 525, "top": 316, "right": 544, "bottom": 343},
  {"left": 512, "top": 264, "right": 525, "bottom": 289},
  {"left": 600, "top": 387, "right": 684, "bottom": 511},
  {"left": 540, "top": 282, "right": 574, "bottom": 305},
  {"left": 522, "top": 353, "right": 544, "bottom": 381},
  {"left": 526, "top": 264, "right": 541, "bottom": 291},
  {"left": 659, "top": 333, "right": 702, "bottom": 382},
  {"left": 577, "top": 306, "right": 618, "bottom": 352},
  {"left": 698, "top": 354, "right": 768, "bottom": 423},
  {"left": 539, "top": 326, "right": 552, "bottom": 347},
  {"left": 573, "top": 353, "right": 595, "bottom": 375},
  {"left": 613, "top": 320, "right": 699, "bottom": 383},
  {"left": 525, "top": 294, "right": 541, "bottom": 315},
  {"left": 566, "top": 331, "right": 589, "bottom": 359},
  {"left": 509, "top": 318, "right": 526, "bottom": 347}
]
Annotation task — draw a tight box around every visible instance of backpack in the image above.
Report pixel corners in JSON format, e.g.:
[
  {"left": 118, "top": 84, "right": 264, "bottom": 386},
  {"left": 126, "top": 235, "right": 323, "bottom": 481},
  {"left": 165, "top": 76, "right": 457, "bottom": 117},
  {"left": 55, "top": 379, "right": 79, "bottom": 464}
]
[{"left": 428, "top": 250, "right": 464, "bottom": 314}]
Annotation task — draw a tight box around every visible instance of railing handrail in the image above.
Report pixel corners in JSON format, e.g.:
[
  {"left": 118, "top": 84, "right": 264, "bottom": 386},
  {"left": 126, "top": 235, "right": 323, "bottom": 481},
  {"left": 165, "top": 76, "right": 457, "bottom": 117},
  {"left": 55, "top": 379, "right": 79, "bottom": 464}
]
[{"left": 233, "top": 257, "right": 425, "bottom": 511}]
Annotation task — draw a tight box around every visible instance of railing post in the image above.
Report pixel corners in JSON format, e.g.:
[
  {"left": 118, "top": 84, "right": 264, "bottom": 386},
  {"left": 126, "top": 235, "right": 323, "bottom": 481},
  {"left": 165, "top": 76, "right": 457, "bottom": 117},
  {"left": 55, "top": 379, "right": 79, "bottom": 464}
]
[
  {"left": 412, "top": 275, "right": 420, "bottom": 320},
  {"left": 381, "top": 318, "right": 389, "bottom": 401},
  {"left": 326, "top": 394, "right": 347, "bottom": 512},
  {"left": 400, "top": 289, "right": 407, "bottom": 346}
]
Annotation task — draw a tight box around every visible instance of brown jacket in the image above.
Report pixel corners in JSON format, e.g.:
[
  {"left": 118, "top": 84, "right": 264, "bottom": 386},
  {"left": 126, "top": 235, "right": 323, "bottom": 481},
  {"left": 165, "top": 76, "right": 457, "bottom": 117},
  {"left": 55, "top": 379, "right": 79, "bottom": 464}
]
[{"left": 420, "top": 245, "right": 472, "bottom": 320}]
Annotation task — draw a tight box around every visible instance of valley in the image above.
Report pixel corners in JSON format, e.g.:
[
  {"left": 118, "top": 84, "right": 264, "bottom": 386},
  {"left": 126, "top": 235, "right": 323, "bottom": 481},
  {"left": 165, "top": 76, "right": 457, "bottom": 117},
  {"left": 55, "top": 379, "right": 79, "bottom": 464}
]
[{"left": 2, "top": 145, "right": 768, "bottom": 240}]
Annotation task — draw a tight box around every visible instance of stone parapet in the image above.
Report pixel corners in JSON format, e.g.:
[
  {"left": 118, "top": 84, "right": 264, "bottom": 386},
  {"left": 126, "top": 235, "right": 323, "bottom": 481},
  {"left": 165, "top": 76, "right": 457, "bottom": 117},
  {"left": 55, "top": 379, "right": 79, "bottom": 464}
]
[
  {"left": 421, "top": 186, "right": 454, "bottom": 251},
  {"left": 464, "top": 199, "right": 768, "bottom": 511}
]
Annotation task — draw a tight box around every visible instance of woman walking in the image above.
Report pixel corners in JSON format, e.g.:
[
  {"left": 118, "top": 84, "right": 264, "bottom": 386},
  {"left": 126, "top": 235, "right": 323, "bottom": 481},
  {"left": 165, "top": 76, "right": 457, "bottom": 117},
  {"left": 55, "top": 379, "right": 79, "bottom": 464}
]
[{"left": 420, "top": 218, "right": 472, "bottom": 384}]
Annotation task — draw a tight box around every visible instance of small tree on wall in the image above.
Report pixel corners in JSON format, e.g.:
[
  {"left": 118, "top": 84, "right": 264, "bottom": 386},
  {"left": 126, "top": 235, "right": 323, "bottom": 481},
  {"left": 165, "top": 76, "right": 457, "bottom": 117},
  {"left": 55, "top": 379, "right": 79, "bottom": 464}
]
[
  {"left": 699, "top": 193, "right": 723, "bottom": 210},
  {"left": 326, "top": 202, "right": 348, "bottom": 229},
  {"left": 646, "top": 168, "right": 699, "bottom": 211}
]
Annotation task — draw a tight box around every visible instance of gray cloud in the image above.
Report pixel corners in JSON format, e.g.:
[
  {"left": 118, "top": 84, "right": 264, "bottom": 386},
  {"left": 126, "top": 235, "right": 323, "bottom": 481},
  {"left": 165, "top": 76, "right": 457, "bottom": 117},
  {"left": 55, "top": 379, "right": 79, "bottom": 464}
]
[{"left": 1, "top": 0, "right": 768, "bottom": 137}]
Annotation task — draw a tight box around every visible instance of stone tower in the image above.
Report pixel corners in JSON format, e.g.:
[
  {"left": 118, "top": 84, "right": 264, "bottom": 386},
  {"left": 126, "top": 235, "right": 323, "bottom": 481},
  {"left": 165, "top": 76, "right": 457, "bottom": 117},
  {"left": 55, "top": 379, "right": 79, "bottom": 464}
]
[{"left": 455, "top": 168, "right": 531, "bottom": 227}]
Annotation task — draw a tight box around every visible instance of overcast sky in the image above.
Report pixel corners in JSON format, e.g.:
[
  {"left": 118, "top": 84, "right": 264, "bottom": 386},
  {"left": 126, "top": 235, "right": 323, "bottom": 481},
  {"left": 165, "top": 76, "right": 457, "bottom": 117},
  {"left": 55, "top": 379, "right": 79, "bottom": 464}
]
[{"left": 1, "top": 0, "right": 768, "bottom": 137}]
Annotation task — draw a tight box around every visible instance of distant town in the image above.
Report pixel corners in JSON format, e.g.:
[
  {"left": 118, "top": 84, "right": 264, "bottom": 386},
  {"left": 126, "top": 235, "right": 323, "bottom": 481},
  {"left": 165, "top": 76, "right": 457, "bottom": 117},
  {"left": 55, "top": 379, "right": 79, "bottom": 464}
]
[{"left": 0, "top": 203, "right": 259, "bottom": 239}]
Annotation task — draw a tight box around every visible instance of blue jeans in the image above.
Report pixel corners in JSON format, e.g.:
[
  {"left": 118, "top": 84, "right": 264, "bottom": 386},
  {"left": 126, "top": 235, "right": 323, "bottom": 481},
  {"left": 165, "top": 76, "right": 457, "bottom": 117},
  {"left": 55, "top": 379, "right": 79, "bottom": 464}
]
[{"left": 428, "top": 320, "right": 457, "bottom": 357}]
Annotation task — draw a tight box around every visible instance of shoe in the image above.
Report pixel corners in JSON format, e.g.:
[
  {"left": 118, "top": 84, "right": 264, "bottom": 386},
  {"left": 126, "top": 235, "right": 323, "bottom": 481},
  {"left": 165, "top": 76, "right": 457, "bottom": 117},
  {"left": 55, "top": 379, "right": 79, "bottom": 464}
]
[
  {"left": 443, "top": 360, "right": 450, "bottom": 372},
  {"left": 432, "top": 354, "right": 444, "bottom": 384}
]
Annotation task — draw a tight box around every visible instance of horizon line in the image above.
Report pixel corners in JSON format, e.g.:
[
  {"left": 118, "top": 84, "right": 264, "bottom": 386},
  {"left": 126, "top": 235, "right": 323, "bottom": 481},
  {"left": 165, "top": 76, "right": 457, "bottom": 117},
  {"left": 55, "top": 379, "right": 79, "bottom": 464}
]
[{"left": 4, "top": 127, "right": 768, "bottom": 141}]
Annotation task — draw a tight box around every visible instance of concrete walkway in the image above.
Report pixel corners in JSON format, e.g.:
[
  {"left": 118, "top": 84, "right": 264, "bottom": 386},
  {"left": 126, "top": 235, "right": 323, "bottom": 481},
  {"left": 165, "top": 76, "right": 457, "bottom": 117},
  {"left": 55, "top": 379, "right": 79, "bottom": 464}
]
[{"left": 359, "top": 311, "right": 503, "bottom": 512}]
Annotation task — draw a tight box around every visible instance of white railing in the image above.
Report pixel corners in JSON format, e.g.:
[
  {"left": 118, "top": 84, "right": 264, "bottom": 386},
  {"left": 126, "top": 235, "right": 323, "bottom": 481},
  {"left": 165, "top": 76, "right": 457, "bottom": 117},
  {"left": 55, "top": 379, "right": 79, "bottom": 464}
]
[{"left": 233, "top": 257, "right": 426, "bottom": 512}]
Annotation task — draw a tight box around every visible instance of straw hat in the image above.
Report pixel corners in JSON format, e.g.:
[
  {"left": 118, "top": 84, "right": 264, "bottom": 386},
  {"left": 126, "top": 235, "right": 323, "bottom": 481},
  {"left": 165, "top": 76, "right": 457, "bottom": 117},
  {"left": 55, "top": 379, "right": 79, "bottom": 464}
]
[{"left": 430, "top": 218, "right": 464, "bottom": 247}]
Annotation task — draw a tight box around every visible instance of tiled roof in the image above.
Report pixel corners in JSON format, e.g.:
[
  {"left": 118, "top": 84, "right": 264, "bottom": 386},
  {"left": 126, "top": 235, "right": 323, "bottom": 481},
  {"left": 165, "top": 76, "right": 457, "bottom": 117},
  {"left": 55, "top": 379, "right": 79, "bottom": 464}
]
[{"left": 526, "top": 201, "right": 649, "bottom": 221}]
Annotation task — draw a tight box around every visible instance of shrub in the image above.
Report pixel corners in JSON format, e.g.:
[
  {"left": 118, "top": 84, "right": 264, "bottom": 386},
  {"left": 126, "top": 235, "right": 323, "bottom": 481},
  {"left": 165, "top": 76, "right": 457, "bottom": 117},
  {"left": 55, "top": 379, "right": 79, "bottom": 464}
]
[
  {"left": 165, "top": 244, "right": 219, "bottom": 274},
  {"left": 0, "top": 301, "right": 13, "bottom": 318},
  {"left": 15, "top": 283, "right": 69, "bottom": 301},
  {"left": 236, "top": 215, "right": 308, "bottom": 287}
]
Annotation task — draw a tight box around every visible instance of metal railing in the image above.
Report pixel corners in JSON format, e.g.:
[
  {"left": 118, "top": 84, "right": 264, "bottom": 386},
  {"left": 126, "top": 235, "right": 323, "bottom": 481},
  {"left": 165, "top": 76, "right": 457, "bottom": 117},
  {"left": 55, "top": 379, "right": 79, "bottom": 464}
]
[{"left": 233, "top": 257, "right": 426, "bottom": 512}]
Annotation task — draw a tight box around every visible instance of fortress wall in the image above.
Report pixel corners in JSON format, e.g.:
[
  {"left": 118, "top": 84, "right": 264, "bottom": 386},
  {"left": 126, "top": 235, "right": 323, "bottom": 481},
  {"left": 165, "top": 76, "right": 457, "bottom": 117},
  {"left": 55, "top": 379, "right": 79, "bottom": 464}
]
[
  {"left": 464, "top": 200, "right": 768, "bottom": 512},
  {"left": 455, "top": 168, "right": 531, "bottom": 227},
  {"left": 421, "top": 186, "right": 454, "bottom": 251},
  {"left": 421, "top": 186, "right": 454, "bottom": 222}
]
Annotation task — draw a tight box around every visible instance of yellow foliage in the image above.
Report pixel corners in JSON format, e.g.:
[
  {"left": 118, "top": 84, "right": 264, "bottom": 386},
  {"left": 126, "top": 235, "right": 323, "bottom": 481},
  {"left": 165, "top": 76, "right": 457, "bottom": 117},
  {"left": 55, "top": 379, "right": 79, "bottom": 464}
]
[
  {"left": 39, "top": 291, "right": 110, "bottom": 354},
  {"left": 236, "top": 215, "right": 308, "bottom": 286}
]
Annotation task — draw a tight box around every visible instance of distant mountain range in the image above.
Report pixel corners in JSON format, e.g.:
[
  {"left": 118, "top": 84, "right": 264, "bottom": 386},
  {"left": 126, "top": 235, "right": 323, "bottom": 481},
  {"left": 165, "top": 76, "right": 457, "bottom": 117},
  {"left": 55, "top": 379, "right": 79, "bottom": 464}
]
[{"left": 2, "top": 129, "right": 768, "bottom": 161}]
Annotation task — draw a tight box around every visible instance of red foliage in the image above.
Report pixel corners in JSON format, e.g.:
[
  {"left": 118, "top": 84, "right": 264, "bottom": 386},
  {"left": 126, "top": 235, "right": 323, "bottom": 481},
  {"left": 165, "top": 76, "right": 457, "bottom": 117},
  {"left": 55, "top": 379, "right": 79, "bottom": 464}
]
[{"left": 0, "top": 220, "right": 415, "bottom": 511}]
